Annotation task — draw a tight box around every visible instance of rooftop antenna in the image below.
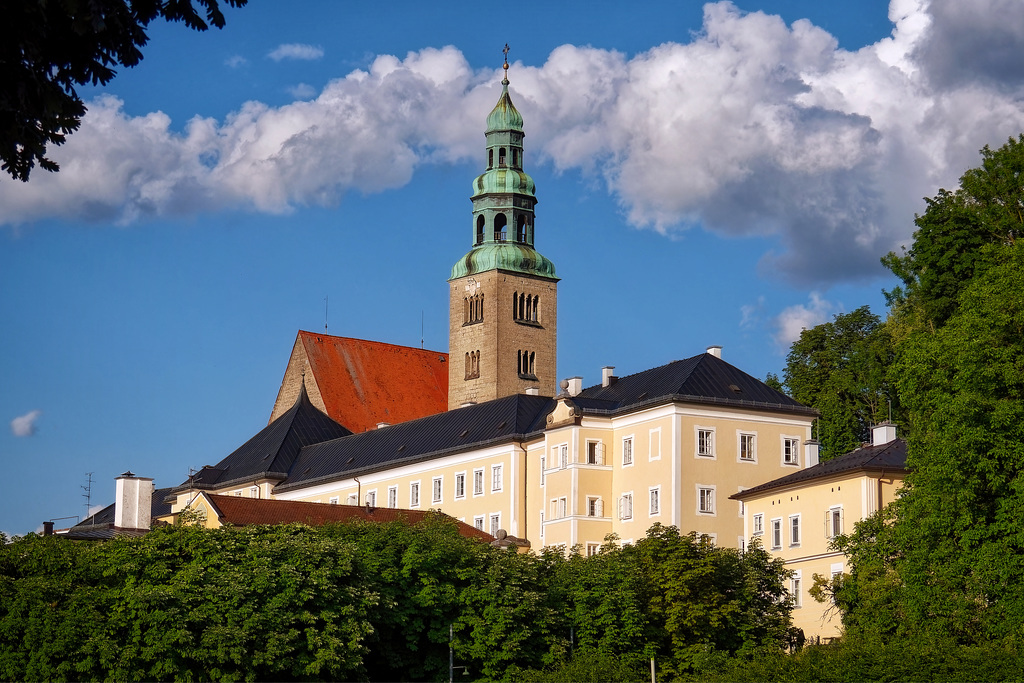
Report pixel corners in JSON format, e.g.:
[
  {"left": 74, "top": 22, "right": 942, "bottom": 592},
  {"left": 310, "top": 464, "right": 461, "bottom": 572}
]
[
  {"left": 324, "top": 296, "right": 329, "bottom": 334},
  {"left": 81, "top": 472, "right": 93, "bottom": 516}
]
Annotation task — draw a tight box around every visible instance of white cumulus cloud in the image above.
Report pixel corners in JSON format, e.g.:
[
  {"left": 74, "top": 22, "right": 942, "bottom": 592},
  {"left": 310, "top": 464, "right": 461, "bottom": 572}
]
[
  {"left": 773, "top": 293, "right": 837, "bottom": 348},
  {"left": 10, "top": 410, "right": 42, "bottom": 437},
  {"left": 4, "top": 1, "right": 1024, "bottom": 286},
  {"left": 268, "top": 43, "right": 325, "bottom": 61}
]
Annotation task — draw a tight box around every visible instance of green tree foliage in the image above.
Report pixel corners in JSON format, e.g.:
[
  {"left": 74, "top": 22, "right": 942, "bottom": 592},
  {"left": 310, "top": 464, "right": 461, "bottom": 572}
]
[
  {"left": 882, "top": 134, "right": 1024, "bottom": 329},
  {"left": 782, "top": 306, "right": 897, "bottom": 460},
  {"left": 0, "top": 0, "right": 247, "bottom": 182},
  {"left": 0, "top": 524, "right": 376, "bottom": 681},
  {"left": 547, "top": 526, "right": 792, "bottom": 680},
  {"left": 0, "top": 520, "right": 795, "bottom": 681},
  {"left": 827, "top": 137, "right": 1024, "bottom": 645}
]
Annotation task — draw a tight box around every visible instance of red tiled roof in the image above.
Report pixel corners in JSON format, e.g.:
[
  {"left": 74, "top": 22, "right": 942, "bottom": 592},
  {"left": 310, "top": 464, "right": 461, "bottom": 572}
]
[
  {"left": 204, "top": 494, "right": 493, "bottom": 541},
  {"left": 300, "top": 332, "right": 448, "bottom": 433}
]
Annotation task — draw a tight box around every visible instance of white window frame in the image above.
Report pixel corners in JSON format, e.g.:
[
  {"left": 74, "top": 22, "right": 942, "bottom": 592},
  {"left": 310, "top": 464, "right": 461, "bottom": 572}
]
[
  {"left": 387, "top": 486, "right": 398, "bottom": 508},
  {"left": 586, "top": 496, "right": 602, "bottom": 517},
  {"left": 753, "top": 513, "right": 764, "bottom": 535},
  {"left": 432, "top": 476, "right": 443, "bottom": 504},
  {"left": 539, "top": 511, "right": 544, "bottom": 539},
  {"left": 791, "top": 570, "right": 803, "bottom": 608},
  {"left": 830, "top": 562, "right": 844, "bottom": 579},
  {"left": 585, "top": 440, "right": 604, "bottom": 465},
  {"left": 540, "top": 456, "right": 546, "bottom": 486},
  {"left": 790, "top": 514, "right": 801, "bottom": 547},
  {"left": 738, "top": 432, "right": 757, "bottom": 462},
  {"left": 473, "top": 468, "right": 484, "bottom": 497},
  {"left": 473, "top": 515, "right": 485, "bottom": 531},
  {"left": 249, "top": 486, "right": 259, "bottom": 498},
  {"left": 366, "top": 489, "right": 377, "bottom": 507},
  {"left": 827, "top": 506, "right": 843, "bottom": 538},
  {"left": 346, "top": 494, "right": 356, "bottom": 505},
  {"left": 559, "top": 443, "right": 569, "bottom": 469},
  {"left": 649, "top": 427, "right": 661, "bottom": 461},
  {"left": 489, "top": 513, "right": 501, "bottom": 536},
  {"left": 329, "top": 496, "right": 340, "bottom": 505},
  {"left": 782, "top": 436, "right": 800, "bottom": 466},
  {"left": 695, "top": 426, "right": 716, "bottom": 458},
  {"left": 696, "top": 484, "right": 716, "bottom": 516},
  {"left": 622, "top": 435, "right": 634, "bottom": 467},
  {"left": 771, "top": 517, "right": 782, "bottom": 549},
  {"left": 455, "top": 471, "right": 466, "bottom": 499},
  {"left": 619, "top": 492, "right": 634, "bottom": 521},
  {"left": 586, "top": 542, "right": 601, "bottom": 557},
  {"left": 410, "top": 481, "right": 421, "bottom": 508},
  {"left": 649, "top": 486, "right": 661, "bottom": 516},
  {"left": 491, "top": 464, "right": 503, "bottom": 492}
]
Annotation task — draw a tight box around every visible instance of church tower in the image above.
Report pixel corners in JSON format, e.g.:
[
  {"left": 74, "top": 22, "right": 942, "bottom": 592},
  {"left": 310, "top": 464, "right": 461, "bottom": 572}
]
[{"left": 448, "top": 49, "right": 558, "bottom": 409}]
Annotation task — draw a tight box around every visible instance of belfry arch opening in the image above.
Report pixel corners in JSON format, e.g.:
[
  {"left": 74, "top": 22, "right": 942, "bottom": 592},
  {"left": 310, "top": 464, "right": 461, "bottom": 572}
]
[
  {"left": 516, "top": 215, "right": 527, "bottom": 243},
  {"left": 476, "top": 215, "right": 485, "bottom": 245},
  {"left": 494, "top": 213, "right": 507, "bottom": 242}
]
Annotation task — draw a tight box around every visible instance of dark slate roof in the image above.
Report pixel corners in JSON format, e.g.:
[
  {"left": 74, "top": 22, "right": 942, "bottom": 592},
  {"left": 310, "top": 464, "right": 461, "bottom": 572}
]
[
  {"left": 732, "top": 438, "right": 909, "bottom": 499},
  {"left": 574, "top": 353, "right": 816, "bottom": 417},
  {"left": 276, "top": 393, "right": 554, "bottom": 492},
  {"left": 171, "top": 382, "right": 352, "bottom": 493},
  {"left": 202, "top": 494, "right": 494, "bottom": 541}
]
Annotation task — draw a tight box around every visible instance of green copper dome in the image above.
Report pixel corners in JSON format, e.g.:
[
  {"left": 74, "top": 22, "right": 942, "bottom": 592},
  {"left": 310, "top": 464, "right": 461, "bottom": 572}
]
[
  {"left": 450, "top": 243, "right": 558, "bottom": 281},
  {"left": 472, "top": 167, "right": 535, "bottom": 197},
  {"left": 486, "top": 80, "right": 523, "bottom": 133}
]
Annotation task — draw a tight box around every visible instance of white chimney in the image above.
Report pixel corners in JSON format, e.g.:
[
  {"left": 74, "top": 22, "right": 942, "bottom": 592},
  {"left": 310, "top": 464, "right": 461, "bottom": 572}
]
[
  {"left": 566, "top": 376, "right": 583, "bottom": 397},
  {"left": 872, "top": 423, "right": 897, "bottom": 446},
  {"left": 602, "top": 366, "right": 616, "bottom": 388},
  {"left": 804, "top": 440, "right": 820, "bottom": 469},
  {"left": 706, "top": 345, "right": 722, "bottom": 359},
  {"left": 525, "top": 387, "right": 539, "bottom": 396},
  {"left": 114, "top": 471, "right": 154, "bottom": 531}
]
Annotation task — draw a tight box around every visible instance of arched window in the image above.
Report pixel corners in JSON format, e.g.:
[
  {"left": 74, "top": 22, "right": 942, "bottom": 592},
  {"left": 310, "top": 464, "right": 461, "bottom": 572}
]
[
  {"left": 488, "top": 149, "right": 493, "bottom": 168},
  {"left": 463, "top": 297, "right": 469, "bottom": 324},
  {"left": 494, "top": 213, "right": 507, "bottom": 242},
  {"left": 512, "top": 149, "right": 519, "bottom": 167},
  {"left": 465, "top": 352, "right": 471, "bottom": 379},
  {"left": 512, "top": 291, "right": 518, "bottom": 320},
  {"left": 499, "top": 147, "right": 506, "bottom": 166},
  {"left": 516, "top": 215, "right": 527, "bottom": 243},
  {"left": 529, "top": 351, "right": 536, "bottom": 375},
  {"left": 478, "top": 293, "right": 484, "bottom": 321},
  {"left": 476, "top": 215, "right": 485, "bottom": 245}
]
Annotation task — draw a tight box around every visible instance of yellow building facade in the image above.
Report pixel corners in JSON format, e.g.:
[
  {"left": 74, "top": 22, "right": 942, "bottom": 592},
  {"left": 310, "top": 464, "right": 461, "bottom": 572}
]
[{"left": 733, "top": 424, "right": 907, "bottom": 640}]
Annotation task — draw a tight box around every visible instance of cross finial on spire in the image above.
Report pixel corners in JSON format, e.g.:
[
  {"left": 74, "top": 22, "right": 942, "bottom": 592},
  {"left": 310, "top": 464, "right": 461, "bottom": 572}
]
[{"left": 502, "top": 43, "right": 510, "bottom": 84}]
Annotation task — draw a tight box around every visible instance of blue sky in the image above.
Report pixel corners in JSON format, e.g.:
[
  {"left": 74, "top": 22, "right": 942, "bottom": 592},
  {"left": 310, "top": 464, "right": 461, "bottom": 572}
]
[{"left": 4, "top": 0, "right": 1024, "bottom": 535}]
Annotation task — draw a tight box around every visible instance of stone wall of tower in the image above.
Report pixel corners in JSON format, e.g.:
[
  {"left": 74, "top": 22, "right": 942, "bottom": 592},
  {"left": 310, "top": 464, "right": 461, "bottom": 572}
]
[{"left": 449, "top": 270, "right": 557, "bottom": 409}]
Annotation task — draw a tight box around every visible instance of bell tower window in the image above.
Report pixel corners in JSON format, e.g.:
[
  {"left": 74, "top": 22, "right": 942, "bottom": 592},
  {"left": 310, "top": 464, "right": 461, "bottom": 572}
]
[
  {"left": 512, "top": 149, "right": 519, "bottom": 168},
  {"left": 494, "top": 213, "right": 507, "bottom": 242},
  {"left": 476, "top": 215, "right": 485, "bottom": 245},
  {"left": 499, "top": 147, "right": 506, "bottom": 166},
  {"left": 516, "top": 215, "right": 527, "bottom": 243},
  {"left": 488, "top": 149, "right": 493, "bottom": 169}
]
